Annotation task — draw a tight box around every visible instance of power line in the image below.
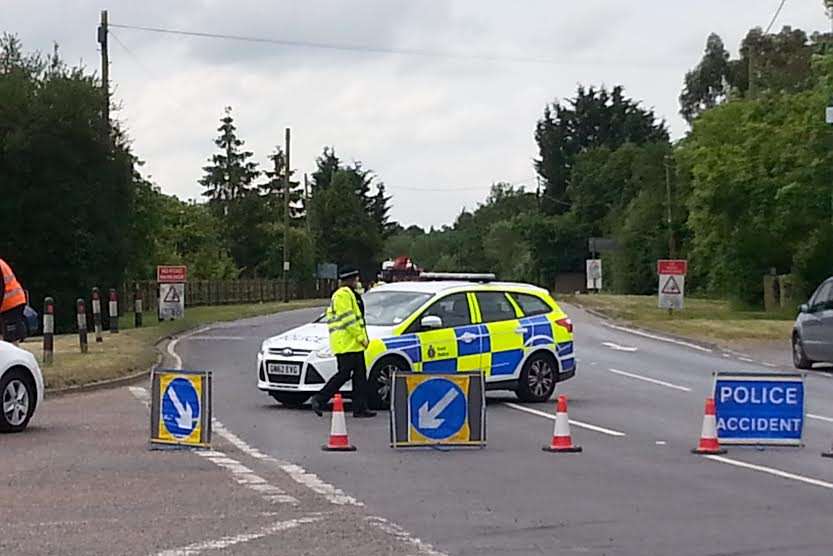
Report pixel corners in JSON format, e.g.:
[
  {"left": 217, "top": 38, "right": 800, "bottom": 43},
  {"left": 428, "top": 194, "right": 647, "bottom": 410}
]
[
  {"left": 109, "top": 22, "right": 668, "bottom": 68},
  {"left": 764, "top": 0, "right": 788, "bottom": 34}
]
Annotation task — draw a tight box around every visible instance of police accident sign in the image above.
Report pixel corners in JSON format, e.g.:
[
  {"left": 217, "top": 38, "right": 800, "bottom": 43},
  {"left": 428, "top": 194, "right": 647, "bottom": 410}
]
[{"left": 713, "top": 372, "right": 805, "bottom": 446}]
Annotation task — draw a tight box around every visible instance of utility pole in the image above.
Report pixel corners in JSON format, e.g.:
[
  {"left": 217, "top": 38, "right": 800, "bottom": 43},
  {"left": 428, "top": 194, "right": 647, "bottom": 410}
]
[
  {"left": 283, "top": 127, "right": 291, "bottom": 303},
  {"left": 664, "top": 155, "right": 675, "bottom": 258},
  {"left": 97, "top": 10, "right": 109, "bottom": 137}
]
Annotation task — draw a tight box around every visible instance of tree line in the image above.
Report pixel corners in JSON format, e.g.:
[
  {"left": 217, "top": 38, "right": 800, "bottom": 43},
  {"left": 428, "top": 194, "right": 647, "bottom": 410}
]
[
  {"left": 387, "top": 20, "right": 833, "bottom": 306},
  {"left": 0, "top": 34, "right": 393, "bottom": 329}
]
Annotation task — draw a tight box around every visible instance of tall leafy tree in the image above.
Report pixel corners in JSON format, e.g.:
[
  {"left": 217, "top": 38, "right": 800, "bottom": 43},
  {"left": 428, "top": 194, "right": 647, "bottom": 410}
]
[
  {"left": 680, "top": 33, "right": 732, "bottom": 123},
  {"left": 261, "top": 146, "right": 305, "bottom": 221},
  {"left": 199, "top": 106, "right": 260, "bottom": 214},
  {"left": 534, "top": 85, "right": 669, "bottom": 214}
]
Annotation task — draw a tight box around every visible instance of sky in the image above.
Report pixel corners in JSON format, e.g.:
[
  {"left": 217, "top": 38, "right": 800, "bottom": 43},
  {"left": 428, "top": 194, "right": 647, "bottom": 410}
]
[{"left": 3, "top": 1, "right": 830, "bottom": 228}]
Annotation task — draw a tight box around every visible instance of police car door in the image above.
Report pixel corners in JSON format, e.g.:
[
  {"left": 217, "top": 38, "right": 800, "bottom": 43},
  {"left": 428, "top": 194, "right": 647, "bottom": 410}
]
[
  {"left": 474, "top": 291, "right": 525, "bottom": 379},
  {"left": 412, "top": 293, "right": 476, "bottom": 372}
]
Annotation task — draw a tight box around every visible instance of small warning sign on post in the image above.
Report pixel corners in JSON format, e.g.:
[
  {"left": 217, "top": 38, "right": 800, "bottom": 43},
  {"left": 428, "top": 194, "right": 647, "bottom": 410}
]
[{"left": 658, "top": 259, "right": 687, "bottom": 310}]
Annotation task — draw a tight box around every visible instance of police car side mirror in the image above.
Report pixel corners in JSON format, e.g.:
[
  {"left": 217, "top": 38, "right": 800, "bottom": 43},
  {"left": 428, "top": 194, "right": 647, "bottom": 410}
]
[
  {"left": 799, "top": 304, "right": 809, "bottom": 314},
  {"left": 421, "top": 316, "right": 443, "bottom": 329}
]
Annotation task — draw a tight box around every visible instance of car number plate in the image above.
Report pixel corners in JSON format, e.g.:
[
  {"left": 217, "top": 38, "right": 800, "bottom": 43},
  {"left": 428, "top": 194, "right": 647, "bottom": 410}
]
[{"left": 268, "top": 362, "right": 301, "bottom": 376}]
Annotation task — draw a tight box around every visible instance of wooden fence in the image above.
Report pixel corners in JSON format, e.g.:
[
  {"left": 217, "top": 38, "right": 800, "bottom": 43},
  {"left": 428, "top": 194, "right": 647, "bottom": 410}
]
[{"left": 119, "top": 279, "right": 337, "bottom": 314}]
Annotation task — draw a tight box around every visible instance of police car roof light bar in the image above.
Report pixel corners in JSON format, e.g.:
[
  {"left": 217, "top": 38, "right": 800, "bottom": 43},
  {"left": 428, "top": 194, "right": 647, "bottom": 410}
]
[{"left": 419, "top": 272, "right": 496, "bottom": 283}]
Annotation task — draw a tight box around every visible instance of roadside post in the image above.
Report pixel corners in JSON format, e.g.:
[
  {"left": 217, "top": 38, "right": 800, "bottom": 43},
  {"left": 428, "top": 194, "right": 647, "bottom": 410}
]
[
  {"left": 390, "top": 371, "right": 485, "bottom": 448},
  {"left": 134, "top": 285, "right": 143, "bottom": 328},
  {"left": 713, "top": 372, "right": 805, "bottom": 447},
  {"left": 657, "top": 259, "right": 687, "bottom": 314},
  {"left": 108, "top": 289, "right": 119, "bottom": 333},
  {"left": 586, "top": 259, "right": 602, "bottom": 292},
  {"left": 76, "top": 298, "right": 88, "bottom": 354},
  {"left": 157, "top": 265, "right": 187, "bottom": 321},
  {"left": 91, "top": 287, "right": 103, "bottom": 343},
  {"left": 150, "top": 368, "right": 212, "bottom": 449},
  {"left": 42, "top": 297, "right": 54, "bottom": 366}
]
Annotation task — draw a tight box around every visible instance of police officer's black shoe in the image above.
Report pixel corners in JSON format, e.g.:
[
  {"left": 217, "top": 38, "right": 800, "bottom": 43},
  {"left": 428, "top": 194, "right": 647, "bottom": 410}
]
[
  {"left": 310, "top": 397, "right": 324, "bottom": 417},
  {"left": 353, "top": 410, "right": 377, "bottom": 418}
]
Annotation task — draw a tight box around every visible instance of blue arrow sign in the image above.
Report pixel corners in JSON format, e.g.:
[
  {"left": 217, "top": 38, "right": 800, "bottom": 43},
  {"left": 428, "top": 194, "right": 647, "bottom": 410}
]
[
  {"left": 409, "top": 378, "right": 466, "bottom": 440},
  {"left": 162, "top": 377, "right": 200, "bottom": 438}
]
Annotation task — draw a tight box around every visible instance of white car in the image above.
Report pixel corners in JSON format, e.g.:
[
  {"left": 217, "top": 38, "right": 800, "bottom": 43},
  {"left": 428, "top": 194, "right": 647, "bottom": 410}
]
[
  {"left": 1, "top": 341, "right": 44, "bottom": 432},
  {"left": 257, "top": 278, "right": 576, "bottom": 409}
]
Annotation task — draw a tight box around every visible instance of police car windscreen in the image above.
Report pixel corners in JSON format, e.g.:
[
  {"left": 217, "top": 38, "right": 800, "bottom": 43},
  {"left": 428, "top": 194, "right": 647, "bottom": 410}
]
[{"left": 363, "top": 291, "right": 432, "bottom": 326}]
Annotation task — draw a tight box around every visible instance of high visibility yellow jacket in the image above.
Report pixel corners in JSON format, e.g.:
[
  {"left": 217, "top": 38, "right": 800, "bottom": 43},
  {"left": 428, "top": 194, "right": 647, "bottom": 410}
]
[
  {"left": 326, "top": 286, "right": 368, "bottom": 354},
  {"left": 0, "top": 259, "right": 25, "bottom": 313}
]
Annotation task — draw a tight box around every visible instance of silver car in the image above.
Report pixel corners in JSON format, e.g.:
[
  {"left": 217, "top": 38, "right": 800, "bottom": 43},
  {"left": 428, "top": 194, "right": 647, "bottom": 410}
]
[{"left": 793, "top": 276, "right": 833, "bottom": 369}]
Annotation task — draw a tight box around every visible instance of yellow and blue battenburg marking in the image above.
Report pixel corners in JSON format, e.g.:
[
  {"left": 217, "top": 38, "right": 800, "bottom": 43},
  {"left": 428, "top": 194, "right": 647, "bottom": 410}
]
[{"left": 375, "top": 312, "right": 574, "bottom": 378}]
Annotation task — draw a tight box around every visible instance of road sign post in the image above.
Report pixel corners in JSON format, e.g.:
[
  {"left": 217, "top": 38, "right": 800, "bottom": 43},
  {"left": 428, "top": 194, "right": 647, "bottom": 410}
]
[
  {"left": 157, "top": 265, "right": 187, "bottom": 321},
  {"left": 713, "top": 372, "right": 805, "bottom": 446},
  {"left": 150, "top": 368, "right": 212, "bottom": 448},
  {"left": 586, "top": 259, "right": 602, "bottom": 292},
  {"left": 390, "top": 372, "right": 485, "bottom": 448},
  {"left": 658, "top": 259, "right": 687, "bottom": 312}
]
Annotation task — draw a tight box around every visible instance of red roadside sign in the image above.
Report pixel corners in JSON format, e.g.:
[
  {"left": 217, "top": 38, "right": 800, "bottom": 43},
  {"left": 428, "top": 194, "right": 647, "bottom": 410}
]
[
  {"left": 657, "top": 259, "right": 687, "bottom": 276},
  {"left": 157, "top": 265, "right": 187, "bottom": 283}
]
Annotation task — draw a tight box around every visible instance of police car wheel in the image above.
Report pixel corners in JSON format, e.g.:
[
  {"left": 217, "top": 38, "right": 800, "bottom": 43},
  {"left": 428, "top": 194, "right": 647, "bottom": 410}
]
[
  {"left": 0, "top": 369, "right": 35, "bottom": 433},
  {"left": 368, "top": 357, "right": 408, "bottom": 410},
  {"left": 792, "top": 333, "right": 813, "bottom": 370},
  {"left": 268, "top": 391, "right": 311, "bottom": 409},
  {"left": 515, "top": 353, "right": 557, "bottom": 403}
]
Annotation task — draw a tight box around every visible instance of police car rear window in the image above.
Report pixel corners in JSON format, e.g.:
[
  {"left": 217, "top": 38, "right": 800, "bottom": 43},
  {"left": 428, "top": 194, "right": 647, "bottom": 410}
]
[
  {"left": 475, "top": 292, "right": 517, "bottom": 323},
  {"left": 510, "top": 293, "right": 551, "bottom": 316}
]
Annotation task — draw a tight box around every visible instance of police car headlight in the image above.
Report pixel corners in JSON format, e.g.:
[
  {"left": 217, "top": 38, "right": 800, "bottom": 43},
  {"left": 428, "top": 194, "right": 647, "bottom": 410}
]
[
  {"left": 260, "top": 341, "right": 269, "bottom": 353},
  {"left": 316, "top": 346, "right": 333, "bottom": 358}
]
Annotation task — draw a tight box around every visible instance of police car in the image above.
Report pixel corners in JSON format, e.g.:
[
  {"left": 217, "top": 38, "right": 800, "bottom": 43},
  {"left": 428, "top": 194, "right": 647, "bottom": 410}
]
[{"left": 257, "top": 274, "right": 575, "bottom": 409}]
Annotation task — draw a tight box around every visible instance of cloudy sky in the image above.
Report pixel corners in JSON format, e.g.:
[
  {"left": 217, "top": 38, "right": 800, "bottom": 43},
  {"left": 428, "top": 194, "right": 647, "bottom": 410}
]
[{"left": 4, "top": 1, "right": 830, "bottom": 228}]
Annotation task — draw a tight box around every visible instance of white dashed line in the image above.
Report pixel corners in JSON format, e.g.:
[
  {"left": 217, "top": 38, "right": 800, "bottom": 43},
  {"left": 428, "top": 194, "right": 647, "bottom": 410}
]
[
  {"left": 602, "top": 342, "right": 638, "bottom": 352},
  {"left": 365, "top": 516, "right": 448, "bottom": 556},
  {"left": 705, "top": 455, "right": 833, "bottom": 491},
  {"left": 602, "top": 322, "right": 713, "bottom": 353},
  {"left": 738, "top": 357, "right": 756, "bottom": 363},
  {"left": 155, "top": 515, "right": 323, "bottom": 556},
  {"left": 808, "top": 413, "right": 833, "bottom": 424},
  {"left": 607, "top": 368, "right": 692, "bottom": 392},
  {"left": 503, "top": 402, "right": 626, "bottom": 437}
]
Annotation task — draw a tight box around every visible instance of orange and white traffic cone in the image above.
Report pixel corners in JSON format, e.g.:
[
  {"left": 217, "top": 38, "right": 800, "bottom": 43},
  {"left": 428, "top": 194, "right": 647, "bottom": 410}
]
[
  {"left": 542, "top": 395, "right": 582, "bottom": 453},
  {"left": 692, "top": 397, "right": 727, "bottom": 455},
  {"left": 322, "top": 394, "right": 356, "bottom": 452}
]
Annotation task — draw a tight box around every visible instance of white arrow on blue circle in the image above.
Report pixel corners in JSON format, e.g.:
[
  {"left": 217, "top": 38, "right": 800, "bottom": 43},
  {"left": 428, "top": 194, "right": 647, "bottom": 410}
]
[
  {"left": 418, "top": 388, "right": 459, "bottom": 429},
  {"left": 168, "top": 385, "right": 196, "bottom": 430}
]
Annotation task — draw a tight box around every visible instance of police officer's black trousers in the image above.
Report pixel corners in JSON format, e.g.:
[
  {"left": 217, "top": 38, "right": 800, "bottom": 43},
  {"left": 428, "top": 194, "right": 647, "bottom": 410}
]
[{"left": 315, "top": 351, "right": 368, "bottom": 414}]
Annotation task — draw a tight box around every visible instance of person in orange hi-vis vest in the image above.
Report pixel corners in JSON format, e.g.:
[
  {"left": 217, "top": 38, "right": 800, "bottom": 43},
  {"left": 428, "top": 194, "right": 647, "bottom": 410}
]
[{"left": 0, "top": 259, "right": 27, "bottom": 344}]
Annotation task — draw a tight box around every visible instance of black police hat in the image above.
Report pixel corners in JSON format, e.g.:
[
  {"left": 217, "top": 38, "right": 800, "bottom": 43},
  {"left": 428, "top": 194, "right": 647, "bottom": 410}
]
[{"left": 338, "top": 267, "right": 360, "bottom": 280}]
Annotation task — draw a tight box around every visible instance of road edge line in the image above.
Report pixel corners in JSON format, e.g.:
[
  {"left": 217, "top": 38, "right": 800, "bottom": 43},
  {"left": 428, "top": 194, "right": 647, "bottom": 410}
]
[
  {"left": 704, "top": 455, "right": 833, "bottom": 490},
  {"left": 607, "top": 368, "right": 692, "bottom": 392},
  {"left": 503, "top": 402, "right": 626, "bottom": 437}
]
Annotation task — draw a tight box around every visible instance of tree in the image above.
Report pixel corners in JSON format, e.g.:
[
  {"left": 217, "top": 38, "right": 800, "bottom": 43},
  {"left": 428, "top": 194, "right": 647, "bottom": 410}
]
[
  {"left": 534, "top": 85, "right": 669, "bottom": 214},
  {"left": 310, "top": 146, "right": 340, "bottom": 191},
  {"left": 199, "top": 106, "right": 260, "bottom": 214},
  {"left": 0, "top": 35, "right": 141, "bottom": 330},
  {"left": 261, "top": 146, "right": 305, "bottom": 221},
  {"left": 680, "top": 33, "right": 732, "bottom": 123},
  {"left": 370, "top": 182, "right": 395, "bottom": 239}
]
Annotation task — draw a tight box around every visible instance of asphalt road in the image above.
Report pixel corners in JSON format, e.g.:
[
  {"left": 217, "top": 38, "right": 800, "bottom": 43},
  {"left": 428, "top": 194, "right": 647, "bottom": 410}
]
[{"left": 175, "top": 304, "right": 833, "bottom": 556}]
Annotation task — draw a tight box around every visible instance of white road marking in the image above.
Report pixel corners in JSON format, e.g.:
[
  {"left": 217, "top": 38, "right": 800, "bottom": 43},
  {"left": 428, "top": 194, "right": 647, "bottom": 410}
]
[
  {"left": 705, "top": 455, "right": 833, "bottom": 491},
  {"left": 155, "top": 515, "right": 323, "bottom": 556},
  {"left": 602, "top": 341, "right": 638, "bottom": 352},
  {"left": 722, "top": 353, "right": 731, "bottom": 358},
  {"left": 602, "top": 322, "right": 713, "bottom": 353},
  {"left": 503, "top": 402, "right": 626, "bottom": 437},
  {"left": 738, "top": 357, "right": 756, "bottom": 363},
  {"left": 762, "top": 362, "right": 778, "bottom": 368},
  {"left": 808, "top": 413, "right": 833, "bottom": 424},
  {"left": 184, "top": 335, "right": 247, "bottom": 341},
  {"left": 607, "top": 368, "right": 692, "bottom": 392},
  {"left": 365, "top": 516, "right": 448, "bottom": 556},
  {"left": 160, "top": 323, "right": 451, "bottom": 555},
  {"left": 655, "top": 441, "right": 667, "bottom": 445}
]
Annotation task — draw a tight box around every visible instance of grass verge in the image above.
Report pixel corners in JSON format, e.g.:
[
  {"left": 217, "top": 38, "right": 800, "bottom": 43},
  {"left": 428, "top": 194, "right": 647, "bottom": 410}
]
[
  {"left": 19, "top": 299, "right": 326, "bottom": 391},
  {"left": 562, "top": 294, "right": 795, "bottom": 344}
]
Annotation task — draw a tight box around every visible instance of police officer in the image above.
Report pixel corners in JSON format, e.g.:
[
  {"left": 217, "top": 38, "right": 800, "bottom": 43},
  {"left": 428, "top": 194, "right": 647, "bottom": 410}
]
[
  {"left": 0, "top": 258, "right": 27, "bottom": 344},
  {"left": 310, "top": 268, "right": 377, "bottom": 418}
]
